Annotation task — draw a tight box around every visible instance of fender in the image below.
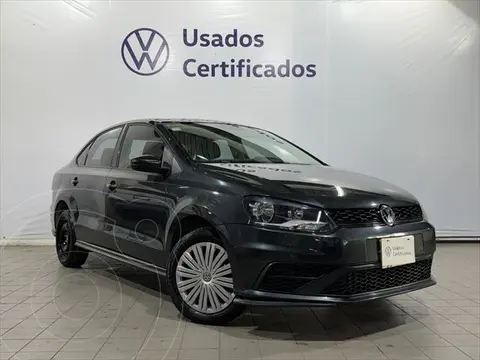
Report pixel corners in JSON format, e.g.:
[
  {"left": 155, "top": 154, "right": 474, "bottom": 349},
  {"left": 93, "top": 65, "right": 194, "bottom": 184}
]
[
  {"left": 164, "top": 198, "right": 229, "bottom": 254},
  {"left": 52, "top": 192, "right": 80, "bottom": 234}
]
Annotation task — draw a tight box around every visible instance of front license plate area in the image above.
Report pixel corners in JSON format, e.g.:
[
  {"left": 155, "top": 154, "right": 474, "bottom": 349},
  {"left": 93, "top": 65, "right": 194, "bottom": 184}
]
[{"left": 380, "top": 235, "right": 415, "bottom": 269}]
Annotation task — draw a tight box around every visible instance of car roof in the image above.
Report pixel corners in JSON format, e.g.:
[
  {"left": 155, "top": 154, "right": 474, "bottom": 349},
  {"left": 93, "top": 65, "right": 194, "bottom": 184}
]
[
  {"left": 101, "top": 118, "right": 256, "bottom": 135},
  {"left": 109, "top": 118, "right": 251, "bottom": 129},
  {"left": 127, "top": 118, "right": 239, "bottom": 125}
]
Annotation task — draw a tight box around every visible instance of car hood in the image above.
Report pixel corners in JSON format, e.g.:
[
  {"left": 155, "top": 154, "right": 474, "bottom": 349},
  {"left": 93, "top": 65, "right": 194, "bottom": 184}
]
[{"left": 203, "top": 163, "right": 418, "bottom": 207}]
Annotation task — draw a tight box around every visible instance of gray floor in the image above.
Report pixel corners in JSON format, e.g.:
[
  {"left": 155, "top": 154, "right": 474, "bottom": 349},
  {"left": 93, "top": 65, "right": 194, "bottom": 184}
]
[{"left": 1, "top": 244, "right": 479, "bottom": 360}]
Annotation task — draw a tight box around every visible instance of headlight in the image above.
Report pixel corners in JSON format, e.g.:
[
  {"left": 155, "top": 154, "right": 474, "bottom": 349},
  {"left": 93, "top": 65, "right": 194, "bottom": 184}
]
[{"left": 244, "top": 196, "right": 336, "bottom": 233}]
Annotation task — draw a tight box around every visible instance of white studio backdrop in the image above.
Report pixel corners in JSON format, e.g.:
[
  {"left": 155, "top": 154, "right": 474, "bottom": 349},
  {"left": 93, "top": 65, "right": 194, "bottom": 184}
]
[{"left": 1, "top": 0, "right": 479, "bottom": 240}]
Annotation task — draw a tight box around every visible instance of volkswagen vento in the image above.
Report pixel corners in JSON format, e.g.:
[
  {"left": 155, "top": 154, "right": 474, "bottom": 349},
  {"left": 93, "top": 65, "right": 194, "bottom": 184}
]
[{"left": 51, "top": 119, "right": 436, "bottom": 324}]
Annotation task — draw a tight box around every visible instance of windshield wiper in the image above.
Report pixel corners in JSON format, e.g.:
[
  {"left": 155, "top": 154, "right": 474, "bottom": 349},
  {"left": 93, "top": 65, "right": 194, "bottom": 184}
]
[
  {"left": 198, "top": 157, "right": 289, "bottom": 163},
  {"left": 200, "top": 159, "right": 315, "bottom": 165}
]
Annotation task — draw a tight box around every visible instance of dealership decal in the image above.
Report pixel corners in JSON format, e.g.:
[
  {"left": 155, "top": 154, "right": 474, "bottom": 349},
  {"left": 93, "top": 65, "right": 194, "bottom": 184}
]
[{"left": 121, "top": 28, "right": 316, "bottom": 78}]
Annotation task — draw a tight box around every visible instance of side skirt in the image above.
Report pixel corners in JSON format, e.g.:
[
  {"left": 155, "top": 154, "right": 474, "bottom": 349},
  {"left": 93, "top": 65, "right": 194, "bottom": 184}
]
[{"left": 76, "top": 240, "right": 166, "bottom": 276}]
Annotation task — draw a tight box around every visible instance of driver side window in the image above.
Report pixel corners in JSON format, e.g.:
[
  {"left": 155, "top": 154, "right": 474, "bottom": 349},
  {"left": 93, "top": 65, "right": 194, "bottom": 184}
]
[{"left": 118, "top": 124, "right": 165, "bottom": 169}]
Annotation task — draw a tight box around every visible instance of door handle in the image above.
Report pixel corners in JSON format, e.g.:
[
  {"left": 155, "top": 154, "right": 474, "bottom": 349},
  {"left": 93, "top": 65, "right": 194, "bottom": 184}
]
[
  {"left": 71, "top": 177, "right": 79, "bottom": 186},
  {"left": 107, "top": 180, "right": 117, "bottom": 192}
]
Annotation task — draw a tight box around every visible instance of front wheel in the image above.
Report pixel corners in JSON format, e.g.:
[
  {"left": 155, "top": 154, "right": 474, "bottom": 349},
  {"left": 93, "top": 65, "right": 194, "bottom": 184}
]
[{"left": 167, "top": 227, "right": 244, "bottom": 325}]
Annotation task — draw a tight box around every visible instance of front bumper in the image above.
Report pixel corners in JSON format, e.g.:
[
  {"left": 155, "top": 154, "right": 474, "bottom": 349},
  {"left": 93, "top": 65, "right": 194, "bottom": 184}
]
[
  {"left": 222, "top": 221, "right": 436, "bottom": 306},
  {"left": 234, "top": 278, "right": 436, "bottom": 307}
]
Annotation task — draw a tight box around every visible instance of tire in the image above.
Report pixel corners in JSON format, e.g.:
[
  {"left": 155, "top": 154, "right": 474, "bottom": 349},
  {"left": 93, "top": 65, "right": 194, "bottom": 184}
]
[
  {"left": 55, "top": 211, "right": 89, "bottom": 268},
  {"left": 167, "top": 227, "right": 244, "bottom": 325}
]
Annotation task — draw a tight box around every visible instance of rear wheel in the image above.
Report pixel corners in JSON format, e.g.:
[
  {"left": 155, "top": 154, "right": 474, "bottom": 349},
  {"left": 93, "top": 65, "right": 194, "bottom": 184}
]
[
  {"left": 167, "top": 227, "right": 244, "bottom": 325},
  {"left": 55, "top": 211, "right": 89, "bottom": 268}
]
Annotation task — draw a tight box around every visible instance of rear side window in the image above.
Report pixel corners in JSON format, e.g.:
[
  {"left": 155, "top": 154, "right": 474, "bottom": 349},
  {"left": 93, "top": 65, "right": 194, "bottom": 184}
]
[
  {"left": 76, "top": 143, "right": 92, "bottom": 166},
  {"left": 85, "top": 127, "right": 122, "bottom": 168},
  {"left": 117, "top": 124, "right": 164, "bottom": 169}
]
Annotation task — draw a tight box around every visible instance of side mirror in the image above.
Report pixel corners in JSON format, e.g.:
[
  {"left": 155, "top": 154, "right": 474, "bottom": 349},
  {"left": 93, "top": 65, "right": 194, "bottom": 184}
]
[{"left": 130, "top": 155, "right": 170, "bottom": 176}]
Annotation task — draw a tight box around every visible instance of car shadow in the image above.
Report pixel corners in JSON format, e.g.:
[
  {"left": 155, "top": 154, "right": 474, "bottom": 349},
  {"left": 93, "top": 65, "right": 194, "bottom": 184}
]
[
  {"left": 83, "top": 255, "right": 168, "bottom": 295},
  {"left": 82, "top": 256, "right": 415, "bottom": 345}
]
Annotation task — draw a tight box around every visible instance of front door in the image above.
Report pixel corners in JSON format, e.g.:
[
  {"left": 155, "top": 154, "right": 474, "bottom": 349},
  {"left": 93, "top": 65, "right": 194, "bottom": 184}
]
[{"left": 105, "top": 123, "right": 170, "bottom": 265}]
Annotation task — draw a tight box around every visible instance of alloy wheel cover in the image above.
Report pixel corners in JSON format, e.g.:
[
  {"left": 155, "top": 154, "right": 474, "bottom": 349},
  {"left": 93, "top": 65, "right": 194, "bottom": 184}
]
[{"left": 175, "top": 242, "right": 234, "bottom": 314}]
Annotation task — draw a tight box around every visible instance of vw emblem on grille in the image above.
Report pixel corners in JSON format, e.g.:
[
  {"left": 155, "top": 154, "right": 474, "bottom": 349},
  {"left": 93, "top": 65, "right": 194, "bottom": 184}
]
[{"left": 379, "top": 205, "right": 396, "bottom": 226}]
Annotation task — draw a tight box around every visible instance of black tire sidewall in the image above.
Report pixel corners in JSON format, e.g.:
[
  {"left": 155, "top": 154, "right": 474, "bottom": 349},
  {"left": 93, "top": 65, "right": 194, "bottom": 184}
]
[
  {"left": 55, "top": 211, "right": 87, "bottom": 267},
  {"left": 167, "top": 227, "right": 244, "bottom": 325},
  {"left": 56, "top": 212, "right": 74, "bottom": 262}
]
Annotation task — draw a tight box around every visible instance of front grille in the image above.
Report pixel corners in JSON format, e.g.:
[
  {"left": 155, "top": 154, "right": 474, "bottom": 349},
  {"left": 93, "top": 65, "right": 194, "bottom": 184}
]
[
  {"left": 394, "top": 206, "right": 423, "bottom": 222},
  {"left": 257, "top": 263, "right": 337, "bottom": 293},
  {"left": 323, "top": 259, "right": 432, "bottom": 296},
  {"left": 327, "top": 205, "right": 422, "bottom": 227}
]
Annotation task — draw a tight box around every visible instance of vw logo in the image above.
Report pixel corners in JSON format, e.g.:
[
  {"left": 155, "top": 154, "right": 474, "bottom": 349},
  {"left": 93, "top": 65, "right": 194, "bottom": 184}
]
[
  {"left": 121, "top": 28, "right": 169, "bottom": 76},
  {"left": 384, "top": 246, "right": 392, "bottom": 257},
  {"left": 379, "top": 205, "right": 396, "bottom": 226}
]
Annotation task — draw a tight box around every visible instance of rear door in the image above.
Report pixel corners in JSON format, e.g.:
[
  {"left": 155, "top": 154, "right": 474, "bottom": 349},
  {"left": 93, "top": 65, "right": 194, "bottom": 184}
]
[
  {"left": 74, "top": 126, "right": 123, "bottom": 249},
  {"left": 105, "top": 123, "right": 170, "bottom": 264}
]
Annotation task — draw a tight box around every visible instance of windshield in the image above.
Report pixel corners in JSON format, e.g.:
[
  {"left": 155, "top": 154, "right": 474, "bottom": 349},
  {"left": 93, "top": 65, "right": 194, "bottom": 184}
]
[{"left": 164, "top": 122, "right": 322, "bottom": 165}]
